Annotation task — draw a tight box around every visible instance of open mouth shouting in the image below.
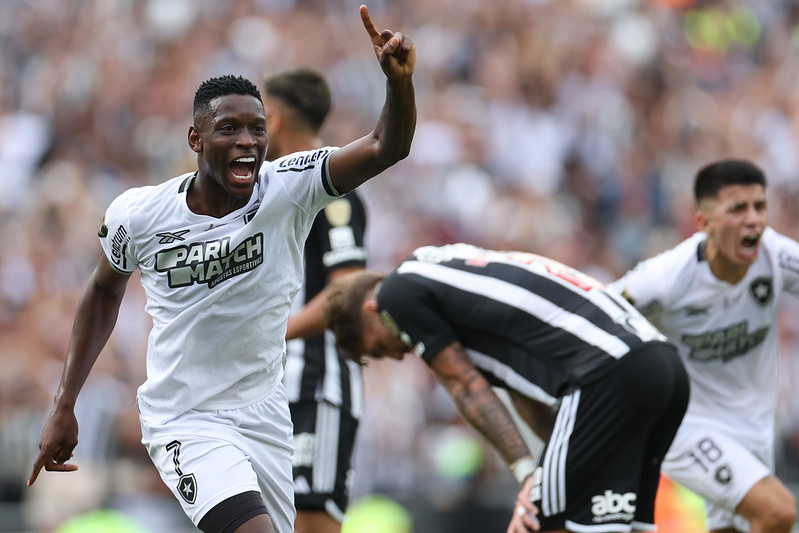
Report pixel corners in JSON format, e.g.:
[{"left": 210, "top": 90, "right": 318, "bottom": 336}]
[
  {"left": 740, "top": 232, "right": 761, "bottom": 259},
  {"left": 230, "top": 156, "right": 257, "bottom": 182}
]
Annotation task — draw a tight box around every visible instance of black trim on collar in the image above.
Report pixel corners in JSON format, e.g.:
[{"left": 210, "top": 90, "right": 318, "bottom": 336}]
[
  {"left": 697, "top": 240, "right": 707, "bottom": 262},
  {"left": 178, "top": 172, "right": 197, "bottom": 193}
]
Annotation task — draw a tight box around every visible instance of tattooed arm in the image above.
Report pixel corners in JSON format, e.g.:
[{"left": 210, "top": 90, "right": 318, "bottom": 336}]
[{"left": 428, "top": 342, "right": 533, "bottom": 468}]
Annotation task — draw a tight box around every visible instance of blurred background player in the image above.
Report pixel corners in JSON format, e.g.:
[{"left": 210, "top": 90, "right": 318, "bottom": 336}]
[
  {"left": 323, "top": 243, "right": 689, "bottom": 533},
  {"left": 263, "top": 68, "right": 368, "bottom": 533},
  {"left": 610, "top": 159, "right": 799, "bottom": 533}
]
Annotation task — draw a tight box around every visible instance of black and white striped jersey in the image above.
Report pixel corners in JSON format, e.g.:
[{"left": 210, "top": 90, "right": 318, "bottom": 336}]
[
  {"left": 376, "top": 244, "right": 666, "bottom": 402},
  {"left": 284, "top": 192, "right": 367, "bottom": 416}
]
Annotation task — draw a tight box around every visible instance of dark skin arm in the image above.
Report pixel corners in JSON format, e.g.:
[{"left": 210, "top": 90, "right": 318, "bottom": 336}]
[
  {"left": 429, "top": 342, "right": 533, "bottom": 466},
  {"left": 327, "top": 5, "right": 416, "bottom": 194},
  {"left": 28, "top": 255, "right": 130, "bottom": 486}
]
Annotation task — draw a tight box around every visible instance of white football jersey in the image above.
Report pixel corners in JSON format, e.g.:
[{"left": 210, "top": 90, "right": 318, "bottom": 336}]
[
  {"left": 609, "top": 227, "right": 799, "bottom": 448},
  {"left": 99, "top": 147, "right": 340, "bottom": 424}
]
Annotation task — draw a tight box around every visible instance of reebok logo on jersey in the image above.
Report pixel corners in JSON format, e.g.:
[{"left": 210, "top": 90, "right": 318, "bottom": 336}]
[
  {"left": 156, "top": 229, "right": 189, "bottom": 244},
  {"left": 155, "top": 233, "right": 264, "bottom": 289},
  {"left": 591, "top": 490, "right": 636, "bottom": 523},
  {"left": 681, "top": 320, "right": 768, "bottom": 362}
]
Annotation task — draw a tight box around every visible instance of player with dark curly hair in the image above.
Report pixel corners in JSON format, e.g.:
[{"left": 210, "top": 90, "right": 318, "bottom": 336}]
[{"left": 28, "top": 6, "right": 416, "bottom": 533}]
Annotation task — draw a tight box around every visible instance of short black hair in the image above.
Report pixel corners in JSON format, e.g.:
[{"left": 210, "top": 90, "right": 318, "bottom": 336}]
[
  {"left": 263, "top": 68, "right": 331, "bottom": 133},
  {"left": 694, "top": 159, "right": 767, "bottom": 203},
  {"left": 193, "top": 75, "right": 262, "bottom": 120}
]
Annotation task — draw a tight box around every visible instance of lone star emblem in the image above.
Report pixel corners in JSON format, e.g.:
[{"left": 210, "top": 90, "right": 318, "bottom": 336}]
[{"left": 177, "top": 473, "right": 197, "bottom": 504}]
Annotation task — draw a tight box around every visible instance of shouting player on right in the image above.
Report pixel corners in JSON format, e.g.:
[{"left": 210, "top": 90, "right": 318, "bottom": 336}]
[{"left": 610, "top": 159, "right": 798, "bottom": 533}]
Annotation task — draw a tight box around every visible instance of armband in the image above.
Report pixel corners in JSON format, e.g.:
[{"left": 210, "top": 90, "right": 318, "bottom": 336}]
[{"left": 509, "top": 455, "right": 537, "bottom": 486}]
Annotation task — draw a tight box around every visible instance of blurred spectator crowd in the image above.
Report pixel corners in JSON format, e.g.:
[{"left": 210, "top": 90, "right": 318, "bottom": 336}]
[{"left": 4, "top": 0, "right": 799, "bottom": 531}]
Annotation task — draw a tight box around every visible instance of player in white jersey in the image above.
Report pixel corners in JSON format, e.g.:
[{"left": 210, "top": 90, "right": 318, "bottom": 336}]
[
  {"left": 263, "top": 68, "right": 367, "bottom": 533},
  {"left": 609, "top": 159, "right": 799, "bottom": 533},
  {"left": 27, "top": 6, "right": 416, "bottom": 533}
]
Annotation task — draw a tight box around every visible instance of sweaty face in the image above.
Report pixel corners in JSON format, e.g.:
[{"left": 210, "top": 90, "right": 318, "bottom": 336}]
[
  {"left": 195, "top": 94, "right": 267, "bottom": 199},
  {"left": 699, "top": 184, "right": 768, "bottom": 278}
]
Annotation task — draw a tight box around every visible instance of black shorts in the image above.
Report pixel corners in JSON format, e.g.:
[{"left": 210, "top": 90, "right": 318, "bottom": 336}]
[
  {"left": 290, "top": 400, "right": 359, "bottom": 519},
  {"left": 531, "top": 342, "right": 689, "bottom": 532}
]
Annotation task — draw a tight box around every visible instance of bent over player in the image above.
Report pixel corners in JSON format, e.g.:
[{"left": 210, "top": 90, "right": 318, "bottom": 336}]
[
  {"left": 610, "top": 159, "right": 798, "bottom": 533},
  {"left": 324, "top": 243, "right": 689, "bottom": 533},
  {"left": 27, "top": 6, "right": 416, "bottom": 533}
]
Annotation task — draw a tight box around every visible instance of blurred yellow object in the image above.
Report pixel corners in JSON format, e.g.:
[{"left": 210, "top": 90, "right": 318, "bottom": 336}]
[
  {"left": 342, "top": 495, "right": 413, "bottom": 533},
  {"left": 55, "top": 509, "right": 149, "bottom": 533}
]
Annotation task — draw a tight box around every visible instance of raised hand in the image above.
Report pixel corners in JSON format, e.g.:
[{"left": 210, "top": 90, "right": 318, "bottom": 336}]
[{"left": 360, "top": 4, "right": 415, "bottom": 80}]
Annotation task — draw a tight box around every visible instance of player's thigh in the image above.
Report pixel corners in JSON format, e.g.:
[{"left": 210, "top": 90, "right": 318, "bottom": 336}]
[
  {"left": 141, "top": 392, "right": 294, "bottom": 531},
  {"left": 240, "top": 387, "right": 296, "bottom": 533},
  {"left": 141, "top": 410, "right": 264, "bottom": 527},
  {"left": 290, "top": 400, "right": 359, "bottom": 520},
  {"left": 663, "top": 426, "right": 770, "bottom": 513}
]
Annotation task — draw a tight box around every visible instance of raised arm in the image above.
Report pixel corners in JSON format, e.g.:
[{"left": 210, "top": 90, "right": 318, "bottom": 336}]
[
  {"left": 28, "top": 255, "right": 130, "bottom": 486},
  {"left": 327, "top": 4, "right": 416, "bottom": 193}
]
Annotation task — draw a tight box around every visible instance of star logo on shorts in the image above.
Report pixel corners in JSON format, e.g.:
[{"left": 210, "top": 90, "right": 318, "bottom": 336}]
[{"left": 177, "top": 473, "right": 197, "bottom": 504}]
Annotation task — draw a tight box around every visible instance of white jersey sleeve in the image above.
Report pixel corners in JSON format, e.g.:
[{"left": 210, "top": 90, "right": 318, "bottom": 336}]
[
  {"left": 772, "top": 229, "right": 799, "bottom": 296},
  {"left": 98, "top": 187, "right": 146, "bottom": 274},
  {"left": 607, "top": 233, "right": 707, "bottom": 322}
]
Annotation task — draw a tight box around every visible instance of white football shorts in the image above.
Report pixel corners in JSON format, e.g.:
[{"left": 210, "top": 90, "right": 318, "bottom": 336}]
[
  {"left": 662, "top": 421, "right": 771, "bottom": 531},
  {"left": 139, "top": 385, "right": 295, "bottom": 532}
]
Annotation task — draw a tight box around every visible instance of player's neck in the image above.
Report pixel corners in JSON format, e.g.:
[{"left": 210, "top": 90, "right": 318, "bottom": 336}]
[
  {"left": 186, "top": 175, "right": 250, "bottom": 218},
  {"left": 705, "top": 243, "right": 748, "bottom": 285}
]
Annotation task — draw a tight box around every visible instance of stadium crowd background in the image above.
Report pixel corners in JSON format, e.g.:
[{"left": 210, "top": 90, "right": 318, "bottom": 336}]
[{"left": 2, "top": 0, "right": 799, "bottom": 531}]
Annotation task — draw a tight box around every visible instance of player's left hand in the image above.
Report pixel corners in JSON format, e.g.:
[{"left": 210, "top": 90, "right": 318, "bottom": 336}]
[
  {"left": 506, "top": 476, "right": 540, "bottom": 532},
  {"left": 360, "top": 4, "right": 415, "bottom": 80}
]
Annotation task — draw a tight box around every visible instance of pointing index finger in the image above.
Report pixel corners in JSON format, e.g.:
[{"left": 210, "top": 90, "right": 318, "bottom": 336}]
[
  {"left": 360, "top": 5, "right": 381, "bottom": 44},
  {"left": 27, "top": 452, "right": 47, "bottom": 486}
]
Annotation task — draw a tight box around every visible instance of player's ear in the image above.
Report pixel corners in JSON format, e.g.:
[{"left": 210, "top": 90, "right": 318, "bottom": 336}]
[
  {"left": 695, "top": 208, "right": 709, "bottom": 232},
  {"left": 362, "top": 298, "right": 378, "bottom": 313},
  {"left": 188, "top": 125, "right": 202, "bottom": 153}
]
